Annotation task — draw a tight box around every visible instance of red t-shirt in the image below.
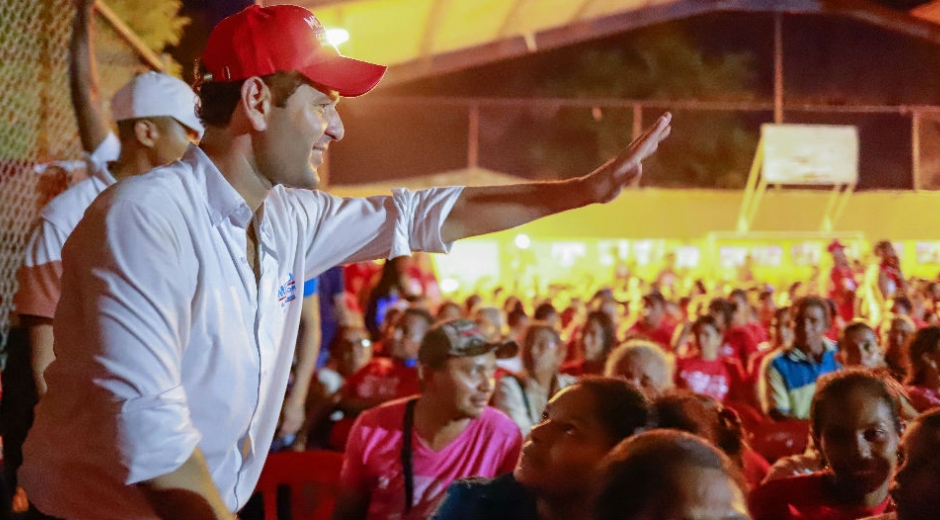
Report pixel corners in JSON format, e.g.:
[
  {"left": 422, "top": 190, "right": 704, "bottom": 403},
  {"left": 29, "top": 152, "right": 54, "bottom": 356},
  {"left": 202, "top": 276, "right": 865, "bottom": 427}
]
[
  {"left": 742, "top": 447, "right": 771, "bottom": 490},
  {"left": 905, "top": 385, "right": 940, "bottom": 412},
  {"left": 560, "top": 359, "right": 605, "bottom": 377},
  {"left": 721, "top": 326, "right": 760, "bottom": 366},
  {"left": 628, "top": 320, "right": 676, "bottom": 351},
  {"left": 343, "top": 357, "right": 421, "bottom": 402},
  {"left": 748, "top": 471, "right": 894, "bottom": 520},
  {"left": 340, "top": 399, "right": 522, "bottom": 520},
  {"left": 332, "top": 358, "right": 421, "bottom": 450},
  {"left": 675, "top": 356, "right": 732, "bottom": 402}
]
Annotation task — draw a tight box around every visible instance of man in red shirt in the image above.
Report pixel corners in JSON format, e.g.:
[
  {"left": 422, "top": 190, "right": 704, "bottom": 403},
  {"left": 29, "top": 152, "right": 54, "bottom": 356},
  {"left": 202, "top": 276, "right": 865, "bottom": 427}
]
[
  {"left": 827, "top": 240, "right": 857, "bottom": 323},
  {"left": 332, "top": 308, "right": 434, "bottom": 449},
  {"left": 627, "top": 291, "right": 676, "bottom": 351}
]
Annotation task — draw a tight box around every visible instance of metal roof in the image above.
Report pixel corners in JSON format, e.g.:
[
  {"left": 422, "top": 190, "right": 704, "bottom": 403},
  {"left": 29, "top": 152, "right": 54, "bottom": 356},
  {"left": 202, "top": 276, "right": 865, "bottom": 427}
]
[{"left": 263, "top": 0, "right": 940, "bottom": 88}]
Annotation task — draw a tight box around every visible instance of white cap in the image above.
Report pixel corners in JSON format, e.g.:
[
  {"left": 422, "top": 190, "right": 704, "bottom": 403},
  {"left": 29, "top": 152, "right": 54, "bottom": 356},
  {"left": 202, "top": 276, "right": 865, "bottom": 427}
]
[{"left": 110, "top": 71, "right": 204, "bottom": 138}]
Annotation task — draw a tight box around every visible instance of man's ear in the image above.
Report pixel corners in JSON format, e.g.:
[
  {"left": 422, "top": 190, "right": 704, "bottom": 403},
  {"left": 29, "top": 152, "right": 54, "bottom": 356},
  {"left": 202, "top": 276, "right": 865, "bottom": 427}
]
[
  {"left": 241, "top": 77, "right": 272, "bottom": 132},
  {"left": 133, "top": 119, "right": 159, "bottom": 148}
]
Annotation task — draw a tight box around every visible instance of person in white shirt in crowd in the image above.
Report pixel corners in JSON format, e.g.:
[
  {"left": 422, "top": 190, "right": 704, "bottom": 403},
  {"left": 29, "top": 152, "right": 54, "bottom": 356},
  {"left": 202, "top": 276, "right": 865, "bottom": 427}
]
[
  {"left": 19, "top": 4, "right": 671, "bottom": 520},
  {"left": 605, "top": 339, "right": 676, "bottom": 400},
  {"left": 13, "top": 0, "right": 203, "bottom": 399},
  {"left": 493, "top": 322, "right": 577, "bottom": 435},
  {"left": 300, "top": 323, "right": 373, "bottom": 450}
]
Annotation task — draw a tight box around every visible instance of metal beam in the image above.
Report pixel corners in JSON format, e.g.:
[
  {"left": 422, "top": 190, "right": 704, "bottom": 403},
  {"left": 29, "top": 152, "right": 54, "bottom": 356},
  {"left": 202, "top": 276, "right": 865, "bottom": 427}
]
[
  {"left": 497, "top": 0, "right": 531, "bottom": 39},
  {"left": 382, "top": 0, "right": 940, "bottom": 88},
  {"left": 419, "top": 0, "right": 449, "bottom": 57},
  {"left": 94, "top": 0, "right": 165, "bottom": 72}
]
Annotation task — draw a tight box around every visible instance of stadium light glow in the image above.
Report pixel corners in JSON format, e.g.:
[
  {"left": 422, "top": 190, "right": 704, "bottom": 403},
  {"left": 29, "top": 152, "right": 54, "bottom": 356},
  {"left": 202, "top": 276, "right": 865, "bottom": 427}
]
[{"left": 325, "top": 28, "right": 350, "bottom": 48}]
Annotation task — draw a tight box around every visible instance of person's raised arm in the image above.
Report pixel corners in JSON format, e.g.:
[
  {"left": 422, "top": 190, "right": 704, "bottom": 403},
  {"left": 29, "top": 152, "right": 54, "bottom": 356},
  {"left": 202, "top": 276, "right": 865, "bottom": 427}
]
[
  {"left": 70, "top": 0, "right": 110, "bottom": 153},
  {"left": 441, "top": 113, "right": 671, "bottom": 243}
]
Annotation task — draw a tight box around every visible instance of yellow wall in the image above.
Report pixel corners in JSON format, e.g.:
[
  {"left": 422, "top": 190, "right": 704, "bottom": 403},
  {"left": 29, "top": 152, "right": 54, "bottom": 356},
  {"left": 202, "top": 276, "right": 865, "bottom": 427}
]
[{"left": 330, "top": 186, "right": 940, "bottom": 297}]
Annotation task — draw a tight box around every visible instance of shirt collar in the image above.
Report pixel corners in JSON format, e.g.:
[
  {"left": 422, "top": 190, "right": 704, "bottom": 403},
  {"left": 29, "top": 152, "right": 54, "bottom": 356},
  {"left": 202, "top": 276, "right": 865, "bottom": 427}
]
[
  {"left": 186, "top": 144, "right": 253, "bottom": 228},
  {"left": 786, "top": 340, "right": 837, "bottom": 362},
  {"left": 96, "top": 163, "right": 118, "bottom": 186}
]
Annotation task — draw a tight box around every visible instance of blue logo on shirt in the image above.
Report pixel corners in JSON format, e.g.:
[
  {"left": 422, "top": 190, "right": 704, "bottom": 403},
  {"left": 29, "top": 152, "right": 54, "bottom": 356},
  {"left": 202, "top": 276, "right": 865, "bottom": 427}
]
[{"left": 277, "top": 273, "right": 297, "bottom": 307}]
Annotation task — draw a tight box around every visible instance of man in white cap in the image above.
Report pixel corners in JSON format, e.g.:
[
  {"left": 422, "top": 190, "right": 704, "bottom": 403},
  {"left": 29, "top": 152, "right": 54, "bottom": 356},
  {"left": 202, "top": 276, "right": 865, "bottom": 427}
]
[
  {"left": 7, "top": 3, "right": 202, "bottom": 514},
  {"left": 20, "top": 4, "right": 671, "bottom": 520},
  {"left": 13, "top": 0, "right": 203, "bottom": 397}
]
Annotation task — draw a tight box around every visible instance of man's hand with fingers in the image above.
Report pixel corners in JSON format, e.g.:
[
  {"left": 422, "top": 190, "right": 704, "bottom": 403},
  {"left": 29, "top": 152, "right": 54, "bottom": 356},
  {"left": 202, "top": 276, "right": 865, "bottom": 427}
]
[{"left": 584, "top": 112, "right": 672, "bottom": 204}]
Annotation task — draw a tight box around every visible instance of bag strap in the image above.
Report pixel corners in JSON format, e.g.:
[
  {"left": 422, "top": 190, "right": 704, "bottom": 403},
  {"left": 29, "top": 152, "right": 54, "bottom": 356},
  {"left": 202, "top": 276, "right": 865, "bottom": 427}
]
[{"left": 401, "top": 397, "right": 419, "bottom": 514}]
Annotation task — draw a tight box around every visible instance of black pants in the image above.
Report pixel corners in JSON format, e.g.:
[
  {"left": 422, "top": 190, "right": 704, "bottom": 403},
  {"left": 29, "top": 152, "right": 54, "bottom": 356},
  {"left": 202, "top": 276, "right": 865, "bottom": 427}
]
[
  {"left": 0, "top": 328, "right": 37, "bottom": 520},
  {"left": 25, "top": 504, "right": 63, "bottom": 520}
]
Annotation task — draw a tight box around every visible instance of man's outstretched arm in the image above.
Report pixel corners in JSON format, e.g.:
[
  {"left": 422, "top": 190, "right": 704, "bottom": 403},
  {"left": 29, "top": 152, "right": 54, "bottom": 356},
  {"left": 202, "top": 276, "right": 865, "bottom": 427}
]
[
  {"left": 70, "top": 0, "right": 111, "bottom": 153},
  {"left": 441, "top": 112, "right": 672, "bottom": 243}
]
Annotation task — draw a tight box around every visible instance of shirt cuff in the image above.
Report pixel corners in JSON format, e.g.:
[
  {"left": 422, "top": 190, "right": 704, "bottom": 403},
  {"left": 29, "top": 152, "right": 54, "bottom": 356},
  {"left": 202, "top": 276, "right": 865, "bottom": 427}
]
[
  {"left": 390, "top": 186, "right": 463, "bottom": 259},
  {"left": 117, "top": 384, "right": 202, "bottom": 485}
]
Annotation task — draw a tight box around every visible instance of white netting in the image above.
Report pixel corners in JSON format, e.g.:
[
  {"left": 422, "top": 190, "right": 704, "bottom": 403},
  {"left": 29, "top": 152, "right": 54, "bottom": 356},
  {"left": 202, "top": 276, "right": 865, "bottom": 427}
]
[{"left": 0, "top": 0, "right": 152, "bottom": 350}]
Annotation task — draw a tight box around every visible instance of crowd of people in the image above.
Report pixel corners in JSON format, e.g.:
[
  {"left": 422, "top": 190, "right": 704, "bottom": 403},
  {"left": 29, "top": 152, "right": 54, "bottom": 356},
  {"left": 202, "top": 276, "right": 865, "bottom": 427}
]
[
  {"left": 4, "top": 2, "right": 940, "bottom": 520},
  {"left": 263, "top": 236, "right": 940, "bottom": 520}
]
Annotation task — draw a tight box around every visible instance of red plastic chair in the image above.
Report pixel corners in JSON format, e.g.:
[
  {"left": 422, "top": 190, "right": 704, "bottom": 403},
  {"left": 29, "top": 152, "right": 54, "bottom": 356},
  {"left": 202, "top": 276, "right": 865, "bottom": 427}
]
[
  {"left": 255, "top": 450, "right": 345, "bottom": 520},
  {"left": 748, "top": 419, "right": 811, "bottom": 464}
]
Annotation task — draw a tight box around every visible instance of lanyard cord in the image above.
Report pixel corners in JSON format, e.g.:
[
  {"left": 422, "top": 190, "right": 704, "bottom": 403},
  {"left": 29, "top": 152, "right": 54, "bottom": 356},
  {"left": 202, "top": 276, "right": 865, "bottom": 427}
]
[{"left": 401, "top": 397, "right": 419, "bottom": 514}]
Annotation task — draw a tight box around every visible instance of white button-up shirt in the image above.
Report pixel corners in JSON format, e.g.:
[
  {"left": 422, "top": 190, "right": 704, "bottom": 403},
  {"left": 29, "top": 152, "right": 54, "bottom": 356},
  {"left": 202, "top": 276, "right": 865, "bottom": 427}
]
[{"left": 20, "top": 145, "right": 462, "bottom": 520}]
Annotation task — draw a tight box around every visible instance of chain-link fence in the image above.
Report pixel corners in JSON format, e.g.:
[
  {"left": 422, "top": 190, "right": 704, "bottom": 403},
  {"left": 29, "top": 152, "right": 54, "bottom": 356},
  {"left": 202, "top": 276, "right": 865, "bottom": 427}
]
[{"left": 0, "top": 0, "right": 155, "bottom": 350}]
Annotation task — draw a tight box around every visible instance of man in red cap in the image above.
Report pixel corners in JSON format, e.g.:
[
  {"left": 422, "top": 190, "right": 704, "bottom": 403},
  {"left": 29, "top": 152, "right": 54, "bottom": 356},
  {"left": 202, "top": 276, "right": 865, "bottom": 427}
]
[
  {"left": 827, "top": 240, "right": 857, "bottom": 323},
  {"left": 20, "top": 5, "right": 670, "bottom": 520}
]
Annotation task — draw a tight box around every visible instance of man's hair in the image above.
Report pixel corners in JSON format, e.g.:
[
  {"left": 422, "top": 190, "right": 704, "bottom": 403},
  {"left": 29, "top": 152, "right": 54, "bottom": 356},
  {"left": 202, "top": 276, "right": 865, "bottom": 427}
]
[
  {"left": 401, "top": 307, "right": 434, "bottom": 330},
  {"left": 708, "top": 297, "right": 734, "bottom": 329},
  {"left": 794, "top": 295, "right": 831, "bottom": 328},
  {"left": 533, "top": 302, "right": 557, "bottom": 321},
  {"left": 810, "top": 367, "right": 902, "bottom": 438},
  {"left": 913, "top": 406, "right": 940, "bottom": 434},
  {"left": 575, "top": 377, "right": 651, "bottom": 442},
  {"left": 584, "top": 310, "right": 617, "bottom": 358},
  {"left": 653, "top": 391, "right": 746, "bottom": 469},
  {"left": 195, "top": 68, "right": 309, "bottom": 127},
  {"left": 604, "top": 340, "right": 675, "bottom": 382},
  {"left": 905, "top": 326, "right": 940, "bottom": 386},
  {"left": 691, "top": 315, "right": 720, "bottom": 337},
  {"left": 840, "top": 320, "right": 875, "bottom": 342},
  {"left": 894, "top": 295, "right": 913, "bottom": 314},
  {"left": 643, "top": 291, "right": 667, "bottom": 309},
  {"left": 591, "top": 430, "right": 745, "bottom": 520}
]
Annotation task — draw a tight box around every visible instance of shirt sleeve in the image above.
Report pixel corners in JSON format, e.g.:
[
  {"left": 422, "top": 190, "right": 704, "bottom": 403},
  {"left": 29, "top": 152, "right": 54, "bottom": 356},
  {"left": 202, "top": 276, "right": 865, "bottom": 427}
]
[
  {"left": 492, "top": 376, "right": 531, "bottom": 436},
  {"left": 61, "top": 195, "right": 201, "bottom": 485},
  {"left": 759, "top": 356, "right": 790, "bottom": 416},
  {"left": 288, "top": 187, "right": 463, "bottom": 282},
  {"left": 13, "top": 218, "right": 68, "bottom": 318},
  {"left": 87, "top": 132, "right": 120, "bottom": 170}
]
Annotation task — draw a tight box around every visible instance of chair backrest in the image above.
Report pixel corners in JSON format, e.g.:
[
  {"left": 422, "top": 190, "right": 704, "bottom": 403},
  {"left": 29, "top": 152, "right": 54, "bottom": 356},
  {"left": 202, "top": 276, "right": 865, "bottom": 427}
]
[
  {"left": 255, "top": 450, "right": 345, "bottom": 520},
  {"left": 749, "top": 419, "right": 811, "bottom": 463}
]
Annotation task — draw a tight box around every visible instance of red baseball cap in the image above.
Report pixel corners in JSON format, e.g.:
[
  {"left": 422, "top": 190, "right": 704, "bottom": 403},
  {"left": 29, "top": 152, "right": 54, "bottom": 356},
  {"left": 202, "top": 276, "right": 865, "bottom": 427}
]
[
  {"left": 200, "top": 4, "right": 387, "bottom": 97},
  {"left": 827, "top": 240, "right": 847, "bottom": 253}
]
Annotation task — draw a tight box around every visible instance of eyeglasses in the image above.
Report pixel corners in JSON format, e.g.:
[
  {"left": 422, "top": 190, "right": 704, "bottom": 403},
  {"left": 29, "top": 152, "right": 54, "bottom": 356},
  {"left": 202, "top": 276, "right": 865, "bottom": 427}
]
[{"left": 343, "top": 338, "right": 372, "bottom": 349}]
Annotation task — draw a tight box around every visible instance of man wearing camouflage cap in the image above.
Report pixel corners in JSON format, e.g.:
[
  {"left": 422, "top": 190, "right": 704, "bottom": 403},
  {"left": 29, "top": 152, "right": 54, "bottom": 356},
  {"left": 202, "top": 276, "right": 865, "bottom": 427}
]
[{"left": 335, "top": 319, "right": 522, "bottom": 520}]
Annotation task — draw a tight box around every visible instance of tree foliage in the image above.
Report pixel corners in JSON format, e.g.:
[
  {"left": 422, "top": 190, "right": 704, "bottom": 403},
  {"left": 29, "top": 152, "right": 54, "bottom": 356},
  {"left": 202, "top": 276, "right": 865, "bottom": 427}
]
[
  {"left": 525, "top": 25, "right": 759, "bottom": 189},
  {"left": 0, "top": 0, "right": 189, "bottom": 161}
]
